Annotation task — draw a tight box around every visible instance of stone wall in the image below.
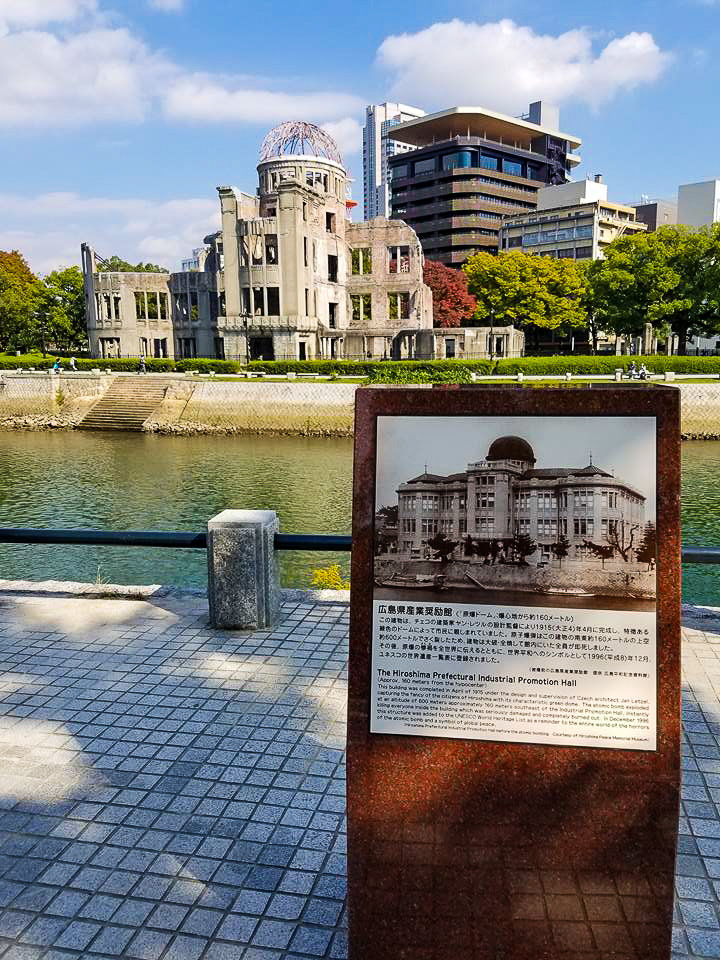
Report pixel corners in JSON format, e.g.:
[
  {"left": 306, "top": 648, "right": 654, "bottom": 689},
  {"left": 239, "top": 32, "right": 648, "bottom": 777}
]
[
  {"left": 145, "top": 380, "right": 357, "bottom": 436},
  {"left": 677, "top": 383, "right": 720, "bottom": 439},
  {"left": 0, "top": 373, "right": 111, "bottom": 428},
  {"left": 1, "top": 375, "right": 720, "bottom": 437},
  {"left": 374, "top": 556, "right": 656, "bottom": 599}
]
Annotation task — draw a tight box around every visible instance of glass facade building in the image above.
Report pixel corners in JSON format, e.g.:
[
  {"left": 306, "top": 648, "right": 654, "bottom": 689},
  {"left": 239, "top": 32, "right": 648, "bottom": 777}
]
[{"left": 387, "top": 104, "right": 582, "bottom": 267}]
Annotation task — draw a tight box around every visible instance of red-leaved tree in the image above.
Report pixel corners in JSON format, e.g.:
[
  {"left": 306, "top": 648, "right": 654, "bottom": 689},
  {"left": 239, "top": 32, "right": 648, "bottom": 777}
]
[{"left": 423, "top": 259, "right": 476, "bottom": 328}]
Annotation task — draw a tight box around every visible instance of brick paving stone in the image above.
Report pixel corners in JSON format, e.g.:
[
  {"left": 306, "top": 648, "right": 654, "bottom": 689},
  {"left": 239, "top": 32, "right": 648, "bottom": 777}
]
[{"left": 1, "top": 587, "right": 718, "bottom": 959}]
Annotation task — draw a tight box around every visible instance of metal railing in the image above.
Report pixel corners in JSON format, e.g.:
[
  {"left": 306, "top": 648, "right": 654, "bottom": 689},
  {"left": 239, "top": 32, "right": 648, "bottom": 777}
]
[{"left": 0, "top": 527, "right": 716, "bottom": 563}]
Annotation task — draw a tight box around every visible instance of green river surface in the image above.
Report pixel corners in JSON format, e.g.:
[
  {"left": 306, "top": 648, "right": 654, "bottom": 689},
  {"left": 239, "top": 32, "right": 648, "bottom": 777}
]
[{"left": 0, "top": 431, "right": 717, "bottom": 605}]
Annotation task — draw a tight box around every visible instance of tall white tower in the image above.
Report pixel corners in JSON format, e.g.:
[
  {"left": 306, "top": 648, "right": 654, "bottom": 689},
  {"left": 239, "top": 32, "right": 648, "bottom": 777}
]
[{"left": 363, "top": 102, "right": 425, "bottom": 220}]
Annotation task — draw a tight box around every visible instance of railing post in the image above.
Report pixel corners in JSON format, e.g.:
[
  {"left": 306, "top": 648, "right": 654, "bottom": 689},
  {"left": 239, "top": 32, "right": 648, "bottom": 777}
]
[{"left": 207, "top": 510, "right": 280, "bottom": 629}]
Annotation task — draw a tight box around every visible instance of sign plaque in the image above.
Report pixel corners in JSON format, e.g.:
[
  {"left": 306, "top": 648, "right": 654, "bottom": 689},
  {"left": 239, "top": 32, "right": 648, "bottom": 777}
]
[{"left": 348, "top": 387, "right": 680, "bottom": 960}]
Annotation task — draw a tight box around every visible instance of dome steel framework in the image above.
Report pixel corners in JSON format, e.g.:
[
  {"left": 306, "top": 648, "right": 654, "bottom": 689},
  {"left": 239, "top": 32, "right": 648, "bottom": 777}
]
[{"left": 259, "top": 121, "right": 343, "bottom": 166}]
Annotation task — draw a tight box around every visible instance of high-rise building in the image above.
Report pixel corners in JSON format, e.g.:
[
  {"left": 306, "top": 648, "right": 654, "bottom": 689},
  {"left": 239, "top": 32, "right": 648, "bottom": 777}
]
[
  {"left": 387, "top": 101, "right": 582, "bottom": 266},
  {"left": 677, "top": 180, "right": 720, "bottom": 228},
  {"left": 363, "top": 102, "right": 425, "bottom": 220}
]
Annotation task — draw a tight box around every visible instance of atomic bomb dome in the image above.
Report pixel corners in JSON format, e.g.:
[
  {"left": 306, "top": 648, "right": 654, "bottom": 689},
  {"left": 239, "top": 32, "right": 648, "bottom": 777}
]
[
  {"left": 486, "top": 436, "right": 536, "bottom": 463},
  {"left": 259, "top": 121, "right": 343, "bottom": 167}
]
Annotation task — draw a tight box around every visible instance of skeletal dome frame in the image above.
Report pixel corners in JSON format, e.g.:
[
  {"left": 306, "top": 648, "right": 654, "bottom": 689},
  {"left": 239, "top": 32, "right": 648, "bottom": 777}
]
[{"left": 259, "top": 121, "right": 343, "bottom": 166}]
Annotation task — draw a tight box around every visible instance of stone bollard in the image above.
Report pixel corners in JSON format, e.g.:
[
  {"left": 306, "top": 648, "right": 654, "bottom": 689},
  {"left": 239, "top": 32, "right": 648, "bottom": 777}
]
[
  {"left": 207, "top": 510, "right": 280, "bottom": 630},
  {"left": 615, "top": 368, "right": 623, "bottom": 382},
  {"left": 516, "top": 372, "right": 524, "bottom": 383},
  {"left": 664, "top": 371, "right": 675, "bottom": 382}
]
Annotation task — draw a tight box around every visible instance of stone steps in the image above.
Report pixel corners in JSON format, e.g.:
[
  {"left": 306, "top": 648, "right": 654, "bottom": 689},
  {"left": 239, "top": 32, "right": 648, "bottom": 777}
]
[{"left": 77, "top": 377, "right": 175, "bottom": 431}]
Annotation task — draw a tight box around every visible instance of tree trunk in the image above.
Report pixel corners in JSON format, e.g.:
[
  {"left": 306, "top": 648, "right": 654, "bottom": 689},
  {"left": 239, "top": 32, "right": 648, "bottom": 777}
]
[{"left": 676, "top": 320, "right": 689, "bottom": 356}]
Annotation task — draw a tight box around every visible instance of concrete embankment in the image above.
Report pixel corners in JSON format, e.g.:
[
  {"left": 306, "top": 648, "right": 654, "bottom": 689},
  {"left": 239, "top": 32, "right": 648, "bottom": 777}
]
[
  {"left": 374, "top": 556, "right": 656, "bottom": 599},
  {"left": 144, "top": 379, "right": 357, "bottom": 436},
  {"left": 1, "top": 373, "right": 720, "bottom": 438},
  {"left": 0, "top": 372, "right": 111, "bottom": 430}
]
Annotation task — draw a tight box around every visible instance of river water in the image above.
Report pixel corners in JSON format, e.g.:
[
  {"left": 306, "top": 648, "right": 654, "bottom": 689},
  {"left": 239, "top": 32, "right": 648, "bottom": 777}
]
[{"left": 0, "top": 431, "right": 717, "bottom": 604}]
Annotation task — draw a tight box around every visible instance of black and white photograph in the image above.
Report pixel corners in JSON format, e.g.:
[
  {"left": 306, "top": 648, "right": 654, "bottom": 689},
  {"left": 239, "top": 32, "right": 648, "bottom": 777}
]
[{"left": 374, "top": 415, "right": 657, "bottom": 611}]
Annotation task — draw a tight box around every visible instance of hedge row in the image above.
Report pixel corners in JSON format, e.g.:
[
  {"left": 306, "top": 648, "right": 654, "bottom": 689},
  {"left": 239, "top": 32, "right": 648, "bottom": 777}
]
[
  {"left": 3, "top": 353, "right": 719, "bottom": 376},
  {"left": 366, "top": 365, "right": 474, "bottom": 384},
  {"left": 495, "top": 355, "right": 720, "bottom": 375},
  {"left": 0, "top": 355, "right": 241, "bottom": 373},
  {"left": 245, "top": 359, "right": 495, "bottom": 376},
  {"left": 247, "top": 356, "right": 720, "bottom": 376}
]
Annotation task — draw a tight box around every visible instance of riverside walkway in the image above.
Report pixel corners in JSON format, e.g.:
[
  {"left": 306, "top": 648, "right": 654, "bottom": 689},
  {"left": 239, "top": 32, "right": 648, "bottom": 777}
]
[{"left": 0, "top": 581, "right": 718, "bottom": 960}]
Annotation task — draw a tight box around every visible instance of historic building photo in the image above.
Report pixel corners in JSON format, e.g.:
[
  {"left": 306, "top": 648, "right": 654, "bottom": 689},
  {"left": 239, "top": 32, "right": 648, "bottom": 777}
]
[{"left": 374, "top": 417, "right": 656, "bottom": 608}]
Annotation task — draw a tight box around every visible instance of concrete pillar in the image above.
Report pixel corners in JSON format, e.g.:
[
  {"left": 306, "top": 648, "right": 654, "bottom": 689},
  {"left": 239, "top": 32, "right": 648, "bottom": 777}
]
[{"left": 207, "top": 510, "right": 280, "bottom": 629}]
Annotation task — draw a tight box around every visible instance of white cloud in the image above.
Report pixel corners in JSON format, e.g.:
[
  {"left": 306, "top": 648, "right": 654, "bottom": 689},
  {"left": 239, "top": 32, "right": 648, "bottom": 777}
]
[
  {"left": 0, "top": 14, "right": 361, "bottom": 133},
  {"left": 0, "top": 27, "right": 174, "bottom": 125},
  {"left": 162, "top": 75, "right": 363, "bottom": 125},
  {"left": 321, "top": 117, "right": 363, "bottom": 157},
  {"left": 0, "top": 0, "right": 96, "bottom": 33},
  {"left": 377, "top": 19, "right": 671, "bottom": 113},
  {"left": 0, "top": 192, "right": 219, "bottom": 273},
  {"left": 147, "top": 0, "right": 184, "bottom": 11}
]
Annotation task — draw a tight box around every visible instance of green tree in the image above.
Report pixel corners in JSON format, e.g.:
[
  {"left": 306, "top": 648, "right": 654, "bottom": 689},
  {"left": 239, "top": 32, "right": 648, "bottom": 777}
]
[
  {"left": 587, "top": 226, "right": 720, "bottom": 354},
  {"left": 462, "top": 252, "right": 587, "bottom": 347},
  {"left": 0, "top": 250, "right": 42, "bottom": 352},
  {"left": 39, "top": 266, "right": 86, "bottom": 349},
  {"left": 98, "top": 255, "right": 169, "bottom": 274}
]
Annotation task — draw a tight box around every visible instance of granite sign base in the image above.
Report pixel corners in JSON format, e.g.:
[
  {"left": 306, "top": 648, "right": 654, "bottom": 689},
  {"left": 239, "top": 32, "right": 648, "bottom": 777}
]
[{"left": 347, "top": 387, "right": 681, "bottom": 960}]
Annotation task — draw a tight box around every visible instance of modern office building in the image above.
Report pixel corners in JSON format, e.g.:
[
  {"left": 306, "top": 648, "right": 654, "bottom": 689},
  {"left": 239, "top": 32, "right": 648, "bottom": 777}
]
[
  {"left": 499, "top": 177, "right": 646, "bottom": 260},
  {"left": 363, "top": 102, "right": 426, "bottom": 220},
  {"left": 82, "top": 121, "right": 436, "bottom": 362},
  {"left": 678, "top": 180, "right": 720, "bottom": 228},
  {"left": 387, "top": 101, "right": 582, "bottom": 266},
  {"left": 395, "top": 435, "right": 646, "bottom": 562},
  {"left": 632, "top": 198, "right": 677, "bottom": 232}
]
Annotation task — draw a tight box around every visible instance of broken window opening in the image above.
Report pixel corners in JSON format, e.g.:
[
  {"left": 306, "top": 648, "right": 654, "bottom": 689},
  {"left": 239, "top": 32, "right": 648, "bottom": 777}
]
[
  {"left": 388, "top": 245, "right": 411, "bottom": 273},
  {"left": 351, "top": 248, "right": 372, "bottom": 275},
  {"left": 241, "top": 288, "right": 251, "bottom": 314},
  {"left": 351, "top": 293, "right": 372, "bottom": 324},
  {"left": 159, "top": 293, "right": 168, "bottom": 320},
  {"left": 251, "top": 235, "right": 263, "bottom": 266},
  {"left": 190, "top": 291, "right": 198, "bottom": 322},
  {"left": 388, "top": 292, "right": 410, "bottom": 320},
  {"left": 303, "top": 237, "right": 308, "bottom": 268},
  {"left": 134, "top": 292, "right": 147, "bottom": 320},
  {"left": 327, "top": 254, "right": 338, "bottom": 283},
  {"left": 112, "top": 295, "right": 121, "bottom": 319},
  {"left": 325, "top": 211, "right": 336, "bottom": 234},
  {"left": 328, "top": 302, "right": 337, "bottom": 329},
  {"left": 265, "top": 234, "right": 278, "bottom": 265},
  {"left": 252, "top": 287, "right": 265, "bottom": 316},
  {"left": 266, "top": 287, "right": 280, "bottom": 316}
]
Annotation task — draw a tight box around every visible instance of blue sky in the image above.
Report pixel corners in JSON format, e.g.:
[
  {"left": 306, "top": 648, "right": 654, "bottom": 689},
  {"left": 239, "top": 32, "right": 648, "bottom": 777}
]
[{"left": 1, "top": 0, "right": 719, "bottom": 273}]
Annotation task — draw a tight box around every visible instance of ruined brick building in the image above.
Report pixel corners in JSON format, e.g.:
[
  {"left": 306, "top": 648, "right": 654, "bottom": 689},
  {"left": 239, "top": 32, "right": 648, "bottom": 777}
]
[{"left": 82, "top": 121, "right": 442, "bottom": 362}]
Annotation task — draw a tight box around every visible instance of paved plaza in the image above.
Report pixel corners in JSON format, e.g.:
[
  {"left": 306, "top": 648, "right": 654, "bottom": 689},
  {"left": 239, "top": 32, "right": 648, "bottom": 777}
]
[{"left": 0, "top": 582, "right": 718, "bottom": 959}]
